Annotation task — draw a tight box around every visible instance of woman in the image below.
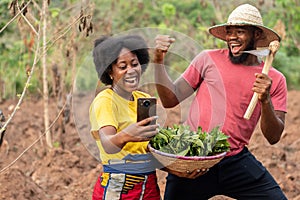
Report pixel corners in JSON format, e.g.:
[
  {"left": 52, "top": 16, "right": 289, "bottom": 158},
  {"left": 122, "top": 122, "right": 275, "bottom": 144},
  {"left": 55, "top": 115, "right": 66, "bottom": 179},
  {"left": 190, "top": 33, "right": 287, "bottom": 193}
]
[{"left": 89, "top": 34, "right": 161, "bottom": 200}]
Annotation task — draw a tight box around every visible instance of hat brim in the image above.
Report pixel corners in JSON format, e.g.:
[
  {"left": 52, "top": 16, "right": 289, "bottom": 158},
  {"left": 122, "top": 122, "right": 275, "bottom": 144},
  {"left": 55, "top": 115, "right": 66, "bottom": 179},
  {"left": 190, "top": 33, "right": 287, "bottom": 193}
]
[{"left": 208, "top": 23, "right": 281, "bottom": 47}]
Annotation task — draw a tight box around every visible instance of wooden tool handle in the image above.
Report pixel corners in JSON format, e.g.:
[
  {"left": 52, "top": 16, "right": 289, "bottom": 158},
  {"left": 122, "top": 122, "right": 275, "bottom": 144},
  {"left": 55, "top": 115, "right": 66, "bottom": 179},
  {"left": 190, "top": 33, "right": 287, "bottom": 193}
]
[{"left": 243, "top": 41, "right": 280, "bottom": 120}]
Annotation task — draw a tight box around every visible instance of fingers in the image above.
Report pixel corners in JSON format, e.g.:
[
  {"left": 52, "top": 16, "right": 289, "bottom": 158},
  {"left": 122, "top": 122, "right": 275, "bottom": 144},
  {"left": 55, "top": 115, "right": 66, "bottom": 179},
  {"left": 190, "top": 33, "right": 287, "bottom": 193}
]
[
  {"left": 137, "top": 116, "right": 159, "bottom": 139},
  {"left": 128, "top": 127, "right": 158, "bottom": 142},
  {"left": 186, "top": 169, "right": 209, "bottom": 174},
  {"left": 255, "top": 73, "right": 272, "bottom": 83},
  {"left": 253, "top": 73, "right": 272, "bottom": 103},
  {"left": 186, "top": 168, "right": 209, "bottom": 179},
  {"left": 153, "top": 35, "right": 175, "bottom": 63},
  {"left": 155, "top": 35, "right": 175, "bottom": 52},
  {"left": 137, "top": 116, "right": 159, "bottom": 126},
  {"left": 155, "top": 35, "right": 176, "bottom": 43},
  {"left": 165, "top": 168, "right": 209, "bottom": 179},
  {"left": 253, "top": 73, "right": 272, "bottom": 92}
]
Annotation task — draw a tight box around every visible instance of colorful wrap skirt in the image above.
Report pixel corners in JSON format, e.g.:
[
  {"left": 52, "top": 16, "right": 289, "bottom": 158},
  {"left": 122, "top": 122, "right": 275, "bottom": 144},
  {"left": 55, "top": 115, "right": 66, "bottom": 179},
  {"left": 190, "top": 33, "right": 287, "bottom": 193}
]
[{"left": 92, "top": 153, "right": 162, "bottom": 200}]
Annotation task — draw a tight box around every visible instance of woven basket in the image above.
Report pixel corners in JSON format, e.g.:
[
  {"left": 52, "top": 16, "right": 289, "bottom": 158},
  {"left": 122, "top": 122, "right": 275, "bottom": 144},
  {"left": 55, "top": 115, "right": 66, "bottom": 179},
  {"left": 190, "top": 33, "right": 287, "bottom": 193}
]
[{"left": 148, "top": 144, "right": 226, "bottom": 173}]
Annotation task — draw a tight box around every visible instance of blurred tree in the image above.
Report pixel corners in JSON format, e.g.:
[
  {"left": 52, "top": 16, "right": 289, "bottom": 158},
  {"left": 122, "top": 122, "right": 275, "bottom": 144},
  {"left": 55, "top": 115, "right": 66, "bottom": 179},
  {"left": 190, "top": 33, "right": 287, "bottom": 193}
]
[{"left": 1, "top": 0, "right": 300, "bottom": 100}]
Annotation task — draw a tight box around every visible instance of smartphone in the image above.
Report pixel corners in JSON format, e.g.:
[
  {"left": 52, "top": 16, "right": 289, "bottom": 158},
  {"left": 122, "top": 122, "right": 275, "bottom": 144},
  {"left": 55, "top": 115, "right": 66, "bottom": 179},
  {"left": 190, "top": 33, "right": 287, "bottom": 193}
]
[{"left": 137, "top": 97, "right": 157, "bottom": 125}]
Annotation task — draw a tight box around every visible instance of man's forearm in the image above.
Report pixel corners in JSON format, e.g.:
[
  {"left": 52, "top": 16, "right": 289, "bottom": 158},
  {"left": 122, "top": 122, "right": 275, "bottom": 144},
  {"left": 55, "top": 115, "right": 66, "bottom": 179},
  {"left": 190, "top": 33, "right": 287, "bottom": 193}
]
[
  {"left": 260, "top": 101, "right": 285, "bottom": 145},
  {"left": 154, "top": 63, "right": 180, "bottom": 108}
]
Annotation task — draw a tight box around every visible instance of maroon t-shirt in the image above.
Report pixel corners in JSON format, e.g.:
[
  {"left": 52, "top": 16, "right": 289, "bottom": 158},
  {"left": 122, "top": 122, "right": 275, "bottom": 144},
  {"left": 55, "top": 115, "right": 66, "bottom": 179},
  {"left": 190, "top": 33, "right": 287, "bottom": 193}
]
[{"left": 182, "top": 49, "right": 287, "bottom": 156}]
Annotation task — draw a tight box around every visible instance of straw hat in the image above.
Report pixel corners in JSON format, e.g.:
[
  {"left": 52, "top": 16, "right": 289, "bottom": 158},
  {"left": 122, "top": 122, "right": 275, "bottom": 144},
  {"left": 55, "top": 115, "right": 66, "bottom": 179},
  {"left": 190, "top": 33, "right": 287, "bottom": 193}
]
[{"left": 208, "top": 4, "right": 280, "bottom": 47}]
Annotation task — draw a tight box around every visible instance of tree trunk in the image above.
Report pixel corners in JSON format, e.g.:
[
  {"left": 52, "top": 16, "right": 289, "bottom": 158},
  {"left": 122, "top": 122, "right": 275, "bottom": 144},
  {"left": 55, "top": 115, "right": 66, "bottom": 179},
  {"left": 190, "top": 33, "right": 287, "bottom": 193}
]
[{"left": 42, "top": 0, "right": 52, "bottom": 148}]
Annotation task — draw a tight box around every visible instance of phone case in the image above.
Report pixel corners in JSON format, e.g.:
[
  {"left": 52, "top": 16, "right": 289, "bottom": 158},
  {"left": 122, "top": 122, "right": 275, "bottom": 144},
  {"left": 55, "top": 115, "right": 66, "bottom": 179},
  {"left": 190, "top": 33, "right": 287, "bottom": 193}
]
[{"left": 137, "top": 97, "right": 157, "bottom": 125}]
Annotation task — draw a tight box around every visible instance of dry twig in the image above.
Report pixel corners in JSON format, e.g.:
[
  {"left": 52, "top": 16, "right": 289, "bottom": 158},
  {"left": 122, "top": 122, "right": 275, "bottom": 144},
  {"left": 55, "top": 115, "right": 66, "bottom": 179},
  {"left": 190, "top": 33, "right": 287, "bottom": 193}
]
[
  {"left": 0, "top": 101, "right": 67, "bottom": 174},
  {"left": 16, "top": 1, "right": 38, "bottom": 35},
  {"left": 0, "top": 0, "right": 32, "bottom": 34}
]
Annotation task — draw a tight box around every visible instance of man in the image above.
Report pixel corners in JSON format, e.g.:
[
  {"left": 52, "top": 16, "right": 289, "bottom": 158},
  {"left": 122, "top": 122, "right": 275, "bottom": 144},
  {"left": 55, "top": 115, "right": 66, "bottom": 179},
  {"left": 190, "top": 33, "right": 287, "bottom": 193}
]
[{"left": 154, "top": 4, "right": 287, "bottom": 200}]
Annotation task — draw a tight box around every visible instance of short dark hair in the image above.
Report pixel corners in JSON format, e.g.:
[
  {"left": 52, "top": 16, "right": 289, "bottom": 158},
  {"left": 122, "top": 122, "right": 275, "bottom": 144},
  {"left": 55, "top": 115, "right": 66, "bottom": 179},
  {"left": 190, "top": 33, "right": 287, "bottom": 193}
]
[{"left": 92, "top": 35, "right": 150, "bottom": 85}]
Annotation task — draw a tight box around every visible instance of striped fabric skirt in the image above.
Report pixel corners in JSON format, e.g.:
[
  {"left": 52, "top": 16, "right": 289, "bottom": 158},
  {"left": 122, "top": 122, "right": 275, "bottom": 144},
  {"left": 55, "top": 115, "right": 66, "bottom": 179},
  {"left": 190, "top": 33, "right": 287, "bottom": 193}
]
[{"left": 92, "top": 172, "right": 161, "bottom": 200}]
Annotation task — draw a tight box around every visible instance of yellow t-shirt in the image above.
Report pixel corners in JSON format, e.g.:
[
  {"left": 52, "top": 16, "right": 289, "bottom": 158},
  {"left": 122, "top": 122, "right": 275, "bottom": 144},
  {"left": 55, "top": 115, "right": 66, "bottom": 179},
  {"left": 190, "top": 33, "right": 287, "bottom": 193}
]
[{"left": 89, "top": 88, "right": 151, "bottom": 164}]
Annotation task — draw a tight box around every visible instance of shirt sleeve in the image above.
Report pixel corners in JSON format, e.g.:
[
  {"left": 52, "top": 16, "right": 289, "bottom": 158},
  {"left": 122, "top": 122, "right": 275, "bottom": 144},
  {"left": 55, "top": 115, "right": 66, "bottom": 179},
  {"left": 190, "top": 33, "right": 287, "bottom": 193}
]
[
  {"left": 182, "top": 51, "right": 208, "bottom": 89},
  {"left": 271, "top": 74, "right": 287, "bottom": 113},
  {"left": 89, "top": 96, "right": 118, "bottom": 132}
]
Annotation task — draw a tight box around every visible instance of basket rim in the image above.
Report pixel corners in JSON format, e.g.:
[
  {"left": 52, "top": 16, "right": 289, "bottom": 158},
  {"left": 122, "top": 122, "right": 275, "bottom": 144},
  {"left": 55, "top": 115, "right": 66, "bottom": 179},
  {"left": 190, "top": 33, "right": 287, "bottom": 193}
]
[{"left": 148, "top": 144, "right": 227, "bottom": 161}]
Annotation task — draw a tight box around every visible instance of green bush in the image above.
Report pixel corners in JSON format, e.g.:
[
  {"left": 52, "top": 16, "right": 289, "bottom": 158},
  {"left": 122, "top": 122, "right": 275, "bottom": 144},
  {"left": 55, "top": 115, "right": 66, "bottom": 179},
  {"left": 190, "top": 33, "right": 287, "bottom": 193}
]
[{"left": 1, "top": 0, "right": 300, "bottom": 100}]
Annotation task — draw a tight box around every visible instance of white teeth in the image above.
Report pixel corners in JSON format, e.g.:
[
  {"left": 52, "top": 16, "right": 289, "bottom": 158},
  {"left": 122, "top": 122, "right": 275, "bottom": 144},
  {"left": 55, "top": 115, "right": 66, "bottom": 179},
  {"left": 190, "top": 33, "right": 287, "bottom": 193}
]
[
  {"left": 230, "top": 43, "right": 242, "bottom": 54},
  {"left": 125, "top": 77, "right": 137, "bottom": 83}
]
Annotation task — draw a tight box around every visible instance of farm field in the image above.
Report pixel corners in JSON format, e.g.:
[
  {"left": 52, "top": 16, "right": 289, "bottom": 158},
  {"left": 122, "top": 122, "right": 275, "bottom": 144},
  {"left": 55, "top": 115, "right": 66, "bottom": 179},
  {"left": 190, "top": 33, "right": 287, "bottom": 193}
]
[{"left": 0, "top": 90, "right": 300, "bottom": 199}]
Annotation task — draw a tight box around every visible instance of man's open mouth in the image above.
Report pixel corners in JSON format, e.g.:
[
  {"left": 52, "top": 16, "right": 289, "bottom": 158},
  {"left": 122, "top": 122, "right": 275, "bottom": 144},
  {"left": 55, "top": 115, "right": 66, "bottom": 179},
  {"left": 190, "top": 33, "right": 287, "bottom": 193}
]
[{"left": 230, "top": 43, "right": 243, "bottom": 55}]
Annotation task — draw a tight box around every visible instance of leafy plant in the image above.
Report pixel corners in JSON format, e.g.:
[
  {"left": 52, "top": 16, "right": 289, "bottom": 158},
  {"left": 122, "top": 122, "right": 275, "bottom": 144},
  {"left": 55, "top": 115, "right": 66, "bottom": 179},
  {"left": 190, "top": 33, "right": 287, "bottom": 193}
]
[
  {"left": 162, "top": 3, "right": 176, "bottom": 18},
  {"left": 1, "top": 0, "right": 300, "bottom": 100},
  {"left": 150, "top": 124, "right": 230, "bottom": 157}
]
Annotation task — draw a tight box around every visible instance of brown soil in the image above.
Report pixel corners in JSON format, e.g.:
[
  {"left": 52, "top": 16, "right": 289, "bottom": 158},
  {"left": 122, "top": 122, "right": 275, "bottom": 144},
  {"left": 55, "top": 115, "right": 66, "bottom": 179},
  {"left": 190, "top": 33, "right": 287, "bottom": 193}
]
[{"left": 0, "top": 90, "right": 300, "bottom": 200}]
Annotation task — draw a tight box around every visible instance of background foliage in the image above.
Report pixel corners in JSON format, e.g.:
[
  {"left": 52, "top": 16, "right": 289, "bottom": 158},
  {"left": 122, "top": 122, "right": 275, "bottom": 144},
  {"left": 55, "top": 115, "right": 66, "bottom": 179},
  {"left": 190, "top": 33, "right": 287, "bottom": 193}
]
[{"left": 0, "top": 0, "right": 300, "bottom": 101}]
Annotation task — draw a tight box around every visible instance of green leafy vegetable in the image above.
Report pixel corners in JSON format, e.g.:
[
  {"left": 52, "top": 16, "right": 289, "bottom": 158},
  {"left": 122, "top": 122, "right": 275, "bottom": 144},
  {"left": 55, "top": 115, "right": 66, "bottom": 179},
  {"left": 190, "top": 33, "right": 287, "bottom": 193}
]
[{"left": 150, "top": 125, "right": 230, "bottom": 156}]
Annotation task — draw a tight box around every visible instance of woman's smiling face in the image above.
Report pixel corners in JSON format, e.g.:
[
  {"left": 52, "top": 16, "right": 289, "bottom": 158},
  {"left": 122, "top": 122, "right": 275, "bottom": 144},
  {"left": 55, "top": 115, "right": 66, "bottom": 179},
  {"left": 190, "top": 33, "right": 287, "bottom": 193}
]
[{"left": 110, "top": 48, "right": 142, "bottom": 100}]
